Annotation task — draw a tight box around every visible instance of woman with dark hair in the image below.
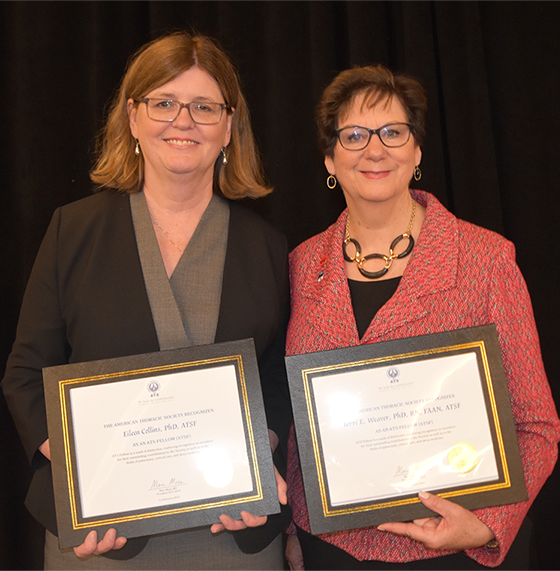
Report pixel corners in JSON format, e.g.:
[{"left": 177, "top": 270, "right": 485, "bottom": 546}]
[
  {"left": 284, "top": 64, "right": 560, "bottom": 569},
  {"left": 2, "top": 31, "right": 291, "bottom": 569}
]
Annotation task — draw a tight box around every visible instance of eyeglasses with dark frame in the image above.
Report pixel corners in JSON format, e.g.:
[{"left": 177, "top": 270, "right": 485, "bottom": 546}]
[
  {"left": 139, "top": 98, "right": 230, "bottom": 124},
  {"left": 336, "top": 123, "right": 413, "bottom": 150}
]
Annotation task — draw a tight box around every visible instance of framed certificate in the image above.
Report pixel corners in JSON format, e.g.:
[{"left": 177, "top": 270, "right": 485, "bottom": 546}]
[
  {"left": 43, "top": 338, "right": 279, "bottom": 548},
  {"left": 285, "top": 325, "right": 527, "bottom": 535}
]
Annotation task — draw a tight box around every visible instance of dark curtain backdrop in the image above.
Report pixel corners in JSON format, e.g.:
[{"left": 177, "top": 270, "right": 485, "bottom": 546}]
[{"left": 1, "top": 2, "right": 559, "bottom": 569}]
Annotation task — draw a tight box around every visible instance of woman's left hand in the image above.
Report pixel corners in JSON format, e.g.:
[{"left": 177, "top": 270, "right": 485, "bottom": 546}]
[
  {"left": 210, "top": 466, "right": 287, "bottom": 533},
  {"left": 377, "top": 491, "right": 495, "bottom": 551}
]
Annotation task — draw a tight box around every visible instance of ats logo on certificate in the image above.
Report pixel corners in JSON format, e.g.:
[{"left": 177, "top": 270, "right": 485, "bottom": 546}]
[
  {"left": 148, "top": 380, "right": 160, "bottom": 397},
  {"left": 136, "top": 377, "right": 175, "bottom": 405},
  {"left": 387, "top": 367, "right": 400, "bottom": 383},
  {"left": 378, "top": 365, "right": 415, "bottom": 392}
]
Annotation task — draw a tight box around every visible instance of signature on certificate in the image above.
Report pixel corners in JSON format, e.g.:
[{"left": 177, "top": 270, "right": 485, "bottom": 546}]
[
  {"left": 149, "top": 477, "right": 187, "bottom": 491},
  {"left": 393, "top": 465, "right": 416, "bottom": 480}
]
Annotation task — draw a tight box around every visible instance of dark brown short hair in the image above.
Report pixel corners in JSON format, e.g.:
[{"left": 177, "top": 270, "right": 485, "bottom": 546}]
[
  {"left": 317, "top": 64, "right": 427, "bottom": 157},
  {"left": 91, "top": 31, "right": 271, "bottom": 199}
]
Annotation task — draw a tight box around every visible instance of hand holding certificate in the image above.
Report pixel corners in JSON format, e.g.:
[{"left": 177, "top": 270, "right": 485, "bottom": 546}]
[
  {"left": 377, "top": 490, "right": 495, "bottom": 551},
  {"left": 285, "top": 325, "right": 527, "bottom": 535}
]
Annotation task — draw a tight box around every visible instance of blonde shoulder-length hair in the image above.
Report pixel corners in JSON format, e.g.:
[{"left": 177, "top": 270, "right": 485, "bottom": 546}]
[{"left": 91, "top": 32, "right": 272, "bottom": 199}]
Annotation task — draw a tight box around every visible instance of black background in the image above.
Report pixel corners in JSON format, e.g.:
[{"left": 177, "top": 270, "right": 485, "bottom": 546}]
[{"left": 1, "top": 2, "right": 559, "bottom": 569}]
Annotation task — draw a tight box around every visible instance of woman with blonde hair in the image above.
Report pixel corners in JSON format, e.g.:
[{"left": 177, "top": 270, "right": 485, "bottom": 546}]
[{"left": 2, "top": 31, "right": 291, "bottom": 569}]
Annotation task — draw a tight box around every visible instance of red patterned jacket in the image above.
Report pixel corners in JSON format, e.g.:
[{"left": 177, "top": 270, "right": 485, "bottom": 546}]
[{"left": 286, "top": 190, "right": 560, "bottom": 566}]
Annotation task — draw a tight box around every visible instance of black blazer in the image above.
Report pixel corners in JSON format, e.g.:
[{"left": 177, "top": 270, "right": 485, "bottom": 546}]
[{"left": 2, "top": 191, "right": 291, "bottom": 553}]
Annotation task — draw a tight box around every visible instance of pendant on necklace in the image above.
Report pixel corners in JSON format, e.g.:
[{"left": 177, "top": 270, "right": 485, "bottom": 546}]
[{"left": 343, "top": 200, "right": 416, "bottom": 279}]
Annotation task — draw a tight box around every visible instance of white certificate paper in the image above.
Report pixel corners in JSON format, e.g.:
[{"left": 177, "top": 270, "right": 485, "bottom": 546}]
[
  {"left": 69, "top": 364, "right": 252, "bottom": 518},
  {"left": 312, "top": 353, "right": 499, "bottom": 506}
]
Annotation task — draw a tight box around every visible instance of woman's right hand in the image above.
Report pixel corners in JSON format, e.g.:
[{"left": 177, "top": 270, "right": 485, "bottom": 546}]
[
  {"left": 73, "top": 529, "right": 127, "bottom": 559},
  {"left": 286, "top": 534, "right": 305, "bottom": 570},
  {"left": 377, "top": 491, "right": 495, "bottom": 551},
  {"left": 39, "top": 439, "right": 51, "bottom": 460}
]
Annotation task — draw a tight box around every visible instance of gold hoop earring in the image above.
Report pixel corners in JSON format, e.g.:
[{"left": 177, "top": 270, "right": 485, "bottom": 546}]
[
  {"left": 221, "top": 147, "right": 228, "bottom": 165},
  {"left": 413, "top": 165, "right": 422, "bottom": 181},
  {"left": 135, "top": 140, "right": 141, "bottom": 156},
  {"left": 326, "top": 174, "right": 337, "bottom": 189}
]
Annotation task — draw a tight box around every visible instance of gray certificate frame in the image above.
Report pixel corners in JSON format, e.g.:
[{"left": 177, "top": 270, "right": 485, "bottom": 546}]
[
  {"left": 44, "top": 338, "right": 279, "bottom": 548},
  {"left": 285, "top": 325, "right": 527, "bottom": 535}
]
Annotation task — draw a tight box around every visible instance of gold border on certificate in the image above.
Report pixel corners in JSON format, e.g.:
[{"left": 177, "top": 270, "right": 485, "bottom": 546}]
[
  {"left": 59, "top": 355, "right": 263, "bottom": 531},
  {"left": 285, "top": 325, "right": 527, "bottom": 534},
  {"left": 302, "top": 341, "right": 508, "bottom": 519}
]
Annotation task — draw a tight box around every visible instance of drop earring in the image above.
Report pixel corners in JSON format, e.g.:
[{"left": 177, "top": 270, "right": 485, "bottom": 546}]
[
  {"left": 221, "top": 147, "right": 228, "bottom": 165},
  {"left": 135, "top": 140, "right": 141, "bottom": 156},
  {"left": 326, "top": 174, "right": 337, "bottom": 189},
  {"left": 413, "top": 165, "right": 422, "bottom": 181}
]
